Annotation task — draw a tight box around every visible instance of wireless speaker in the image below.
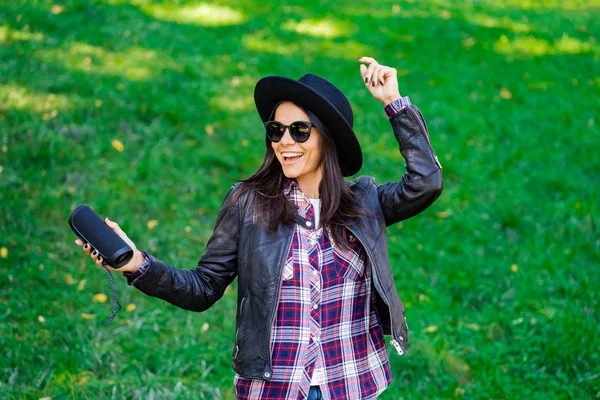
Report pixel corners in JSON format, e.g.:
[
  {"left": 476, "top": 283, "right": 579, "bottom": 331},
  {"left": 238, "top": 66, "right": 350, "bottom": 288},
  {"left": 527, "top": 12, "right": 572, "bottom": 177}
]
[{"left": 68, "top": 204, "right": 133, "bottom": 269}]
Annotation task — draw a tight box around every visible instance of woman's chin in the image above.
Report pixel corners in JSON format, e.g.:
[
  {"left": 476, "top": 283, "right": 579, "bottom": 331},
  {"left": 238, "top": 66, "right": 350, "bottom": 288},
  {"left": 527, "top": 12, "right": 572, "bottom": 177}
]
[
  {"left": 282, "top": 170, "right": 300, "bottom": 179},
  {"left": 281, "top": 165, "right": 303, "bottom": 179}
]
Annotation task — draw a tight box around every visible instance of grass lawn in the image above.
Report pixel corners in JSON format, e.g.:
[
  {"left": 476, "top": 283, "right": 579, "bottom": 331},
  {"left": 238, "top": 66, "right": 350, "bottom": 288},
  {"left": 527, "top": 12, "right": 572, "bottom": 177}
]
[{"left": 1, "top": 0, "right": 599, "bottom": 398}]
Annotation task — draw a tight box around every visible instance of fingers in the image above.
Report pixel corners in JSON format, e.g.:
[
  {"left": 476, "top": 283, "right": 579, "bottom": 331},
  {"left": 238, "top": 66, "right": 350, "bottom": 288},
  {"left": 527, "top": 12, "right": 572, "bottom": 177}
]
[
  {"left": 79, "top": 242, "right": 102, "bottom": 263},
  {"left": 358, "top": 56, "right": 377, "bottom": 64},
  {"left": 358, "top": 56, "right": 385, "bottom": 87},
  {"left": 375, "top": 66, "right": 395, "bottom": 86},
  {"left": 82, "top": 242, "right": 92, "bottom": 255},
  {"left": 93, "top": 253, "right": 105, "bottom": 267},
  {"left": 358, "top": 56, "right": 378, "bottom": 75},
  {"left": 364, "top": 61, "right": 377, "bottom": 86},
  {"left": 105, "top": 217, "right": 121, "bottom": 232},
  {"left": 377, "top": 67, "right": 388, "bottom": 86},
  {"left": 75, "top": 239, "right": 114, "bottom": 270},
  {"left": 373, "top": 65, "right": 383, "bottom": 87},
  {"left": 360, "top": 63, "right": 367, "bottom": 77},
  {"left": 90, "top": 248, "right": 112, "bottom": 269}
]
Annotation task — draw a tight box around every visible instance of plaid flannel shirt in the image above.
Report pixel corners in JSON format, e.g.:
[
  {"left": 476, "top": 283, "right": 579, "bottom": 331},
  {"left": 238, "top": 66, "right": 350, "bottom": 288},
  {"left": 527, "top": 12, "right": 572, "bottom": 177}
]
[{"left": 234, "top": 179, "right": 391, "bottom": 400}]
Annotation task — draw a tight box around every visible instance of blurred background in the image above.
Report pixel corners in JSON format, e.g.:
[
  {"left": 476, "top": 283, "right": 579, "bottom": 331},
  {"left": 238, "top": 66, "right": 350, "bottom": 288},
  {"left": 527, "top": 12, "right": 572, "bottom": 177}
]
[{"left": 1, "top": 0, "right": 598, "bottom": 398}]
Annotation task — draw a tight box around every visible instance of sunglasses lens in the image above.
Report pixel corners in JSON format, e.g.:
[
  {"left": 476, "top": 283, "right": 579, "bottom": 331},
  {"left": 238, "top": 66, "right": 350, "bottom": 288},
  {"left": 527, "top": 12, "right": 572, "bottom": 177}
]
[
  {"left": 265, "top": 121, "right": 312, "bottom": 143},
  {"left": 265, "top": 122, "right": 284, "bottom": 142},
  {"left": 290, "top": 122, "right": 312, "bottom": 143}
]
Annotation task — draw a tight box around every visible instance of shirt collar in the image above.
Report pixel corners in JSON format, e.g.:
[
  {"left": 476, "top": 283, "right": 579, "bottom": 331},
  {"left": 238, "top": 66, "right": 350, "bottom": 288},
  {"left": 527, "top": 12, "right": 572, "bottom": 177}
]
[
  {"left": 282, "top": 178, "right": 298, "bottom": 198},
  {"left": 283, "top": 178, "right": 311, "bottom": 202},
  {"left": 283, "top": 178, "right": 316, "bottom": 229}
]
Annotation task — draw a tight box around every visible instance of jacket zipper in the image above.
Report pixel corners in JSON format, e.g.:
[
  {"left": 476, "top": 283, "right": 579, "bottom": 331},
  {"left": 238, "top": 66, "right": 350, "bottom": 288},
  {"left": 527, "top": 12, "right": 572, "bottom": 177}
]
[
  {"left": 265, "top": 232, "right": 294, "bottom": 375},
  {"left": 348, "top": 226, "right": 404, "bottom": 356},
  {"left": 407, "top": 106, "right": 442, "bottom": 170},
  {"left": 234, "top": 296, "right": 246, "bottom": 359}
]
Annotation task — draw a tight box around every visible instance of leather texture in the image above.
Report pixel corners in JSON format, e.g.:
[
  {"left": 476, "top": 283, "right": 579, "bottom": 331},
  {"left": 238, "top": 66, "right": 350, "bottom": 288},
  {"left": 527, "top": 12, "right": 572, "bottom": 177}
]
[{"left": 131, "top": 105, "right": 443, "bottom": 381}]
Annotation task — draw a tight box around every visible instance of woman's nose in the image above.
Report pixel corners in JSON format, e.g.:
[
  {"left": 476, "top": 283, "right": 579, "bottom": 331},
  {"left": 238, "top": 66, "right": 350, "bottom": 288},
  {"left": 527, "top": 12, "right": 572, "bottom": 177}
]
[{"left": 279, "top": 127, "right": 295, "bottom": 144}]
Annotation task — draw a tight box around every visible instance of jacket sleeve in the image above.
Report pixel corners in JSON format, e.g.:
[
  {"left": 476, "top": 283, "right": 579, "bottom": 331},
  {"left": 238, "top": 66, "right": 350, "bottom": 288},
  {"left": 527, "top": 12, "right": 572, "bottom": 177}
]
[
  {"left": 128, "top": 184, "right": 241, "bottom": 312},
  {"left": 377, "top": 105, "right": 443, "bottom": 226}
]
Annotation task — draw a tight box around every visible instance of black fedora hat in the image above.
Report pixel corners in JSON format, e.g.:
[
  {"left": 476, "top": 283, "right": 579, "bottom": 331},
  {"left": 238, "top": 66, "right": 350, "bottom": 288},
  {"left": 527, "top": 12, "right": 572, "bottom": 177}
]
[{"left": 254, "top": 74, "right": 362, "bottom": 177}]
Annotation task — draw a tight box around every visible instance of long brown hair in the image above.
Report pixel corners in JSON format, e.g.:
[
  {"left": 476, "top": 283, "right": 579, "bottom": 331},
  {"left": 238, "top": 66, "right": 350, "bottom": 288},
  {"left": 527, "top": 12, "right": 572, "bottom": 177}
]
[{"left": 235, "top": 103, "right": 365, "bottom": 250}]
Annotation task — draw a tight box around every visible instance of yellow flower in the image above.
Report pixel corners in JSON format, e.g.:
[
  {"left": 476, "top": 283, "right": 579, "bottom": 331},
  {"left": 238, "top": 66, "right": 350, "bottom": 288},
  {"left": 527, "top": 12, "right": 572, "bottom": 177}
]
[
  {"left": 64, "top": 274, "right": 77, "bottom": 285},
  {"left": 500, "top": 87, "right": 512, "bottom": 99},
  {"left": 0, "top": 247, "right": 7, "bottom": 258},
  {"left": 111, "top": 139, "right": 125, "bottom": 152},
  {"left": 93, "top": 293, "right": 108, "bottom": 303},
  {"left": 126, "top": 304, "right": 136, "bottom": 312},
  {"left": 511, "top": 264, "right": 519, "bottom": 273},
  {"left": 147, "top": 220, "right": 159, "bottom": 230},
  {"left": 80, "top": 313, "right": 96, "bottom": 320}
]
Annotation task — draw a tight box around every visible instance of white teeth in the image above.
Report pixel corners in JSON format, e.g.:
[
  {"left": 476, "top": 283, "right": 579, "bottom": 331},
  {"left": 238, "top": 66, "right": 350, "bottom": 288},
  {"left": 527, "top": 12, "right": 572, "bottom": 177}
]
[{"left": 282, "top": 152, "right": 303, "bottom": 157}]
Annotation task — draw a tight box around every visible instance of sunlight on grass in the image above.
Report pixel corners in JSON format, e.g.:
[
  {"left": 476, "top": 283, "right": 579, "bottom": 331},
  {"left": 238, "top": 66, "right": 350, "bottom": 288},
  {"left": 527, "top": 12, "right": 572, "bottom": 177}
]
[
  {"left": 243, "top": 32, "right": 370, "bottom": 61},
  {"left": 281, "top": 18, "right": 356, "bottom": 39},
  {"left": 140, "top": 3, "right": 246, "bottom": 27},
  {"left": 0, "top": 83, "right": 74, "bottom": 113},
  {"left": 499, "top": 0, "right": 600, "bottom": 11},
  {"left": 554, "top": 35, "right": 596, "bottom": 54},
  {"left": 210, "top": 95, "right": 254, "bottom": 112},
  {"left": 36, "top": 42, "right": 181, "bottom": 81},
  {"left": 467, "top": 13, "right": 530, "bottom": 33},
  {"left": 494, "top": 34, "right": 598, "bottom": 58},
  {"left": 0, "top": 25, "right": 44, "bottom": 43},
  {"left": 210, "top": 75, "right": 257, "bottom": 112},
  {"left": 342, "top": 5, "right": 430, "bottom": 18}
]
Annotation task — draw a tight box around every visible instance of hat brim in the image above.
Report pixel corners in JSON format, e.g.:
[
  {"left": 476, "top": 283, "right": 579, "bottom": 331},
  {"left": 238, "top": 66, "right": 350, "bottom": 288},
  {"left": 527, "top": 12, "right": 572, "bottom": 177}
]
[{"left": 254, "top": 76, "right": 362, "bottom": 177}]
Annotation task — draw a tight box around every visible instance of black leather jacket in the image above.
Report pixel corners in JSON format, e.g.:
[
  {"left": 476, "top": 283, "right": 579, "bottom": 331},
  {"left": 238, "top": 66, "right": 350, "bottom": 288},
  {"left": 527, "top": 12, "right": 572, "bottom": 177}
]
[{"left": 130, "top": 105, "right": 443, "bottom": 381}]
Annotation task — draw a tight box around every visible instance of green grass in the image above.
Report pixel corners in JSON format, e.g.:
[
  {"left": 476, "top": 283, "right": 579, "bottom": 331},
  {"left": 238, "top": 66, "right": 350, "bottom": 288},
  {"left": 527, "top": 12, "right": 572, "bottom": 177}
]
[{"left": 1, "top": 0, "right": 599, "bottom": 398}]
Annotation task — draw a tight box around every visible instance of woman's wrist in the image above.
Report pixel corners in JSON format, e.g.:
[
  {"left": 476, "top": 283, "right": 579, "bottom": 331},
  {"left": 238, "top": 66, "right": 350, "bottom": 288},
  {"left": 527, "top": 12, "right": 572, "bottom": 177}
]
[
  {"left": 382, "top": 94, "right": 402, "bottom": 106},
  {"left": 128, "top": 249, "right": 145, "bottom": 273},
  {"left": 384, "top": 96, "right": 412, "bottom": 118}
]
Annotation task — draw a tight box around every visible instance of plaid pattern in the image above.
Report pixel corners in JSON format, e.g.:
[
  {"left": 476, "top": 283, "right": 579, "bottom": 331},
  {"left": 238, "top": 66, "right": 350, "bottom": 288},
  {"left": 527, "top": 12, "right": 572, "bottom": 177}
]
[
  {"left": 384, "top": 96, "right": 411, "bottom": 118},
  {"left": 235, "top": 179, "right": 391, "bottom": 400}
]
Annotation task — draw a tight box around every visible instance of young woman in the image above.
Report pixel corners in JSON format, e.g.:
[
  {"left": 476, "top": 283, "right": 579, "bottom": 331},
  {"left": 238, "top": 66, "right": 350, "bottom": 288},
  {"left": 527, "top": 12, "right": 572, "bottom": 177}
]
[{"left": 76, "top": 57, "right": 443, "bottom": 400}]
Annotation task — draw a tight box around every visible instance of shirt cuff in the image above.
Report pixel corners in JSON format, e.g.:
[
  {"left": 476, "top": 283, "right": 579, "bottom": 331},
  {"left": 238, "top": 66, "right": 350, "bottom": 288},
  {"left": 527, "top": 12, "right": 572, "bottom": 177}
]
[
  {"left": 384, "top": 96, "right": 412, "bottom": 118},
  {"left": 123, "top": 250, "right": 151, "bottom": 285}
]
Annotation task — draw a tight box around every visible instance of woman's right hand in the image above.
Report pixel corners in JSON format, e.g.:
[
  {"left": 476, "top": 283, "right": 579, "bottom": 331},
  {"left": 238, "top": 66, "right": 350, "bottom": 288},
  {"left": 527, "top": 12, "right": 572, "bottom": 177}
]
[
  {"left": 358, "top": 56, "right": 401, "bottom": 106},
  {"left": 74, "top": 218, "right": 144, "bottom": 273}
]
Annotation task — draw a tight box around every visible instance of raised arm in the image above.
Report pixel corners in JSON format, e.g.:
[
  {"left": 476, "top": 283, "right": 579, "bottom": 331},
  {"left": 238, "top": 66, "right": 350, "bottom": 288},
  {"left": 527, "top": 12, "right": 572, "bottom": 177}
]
[{"left": 359, "top": 57, "right": 443, "bottom": 226}]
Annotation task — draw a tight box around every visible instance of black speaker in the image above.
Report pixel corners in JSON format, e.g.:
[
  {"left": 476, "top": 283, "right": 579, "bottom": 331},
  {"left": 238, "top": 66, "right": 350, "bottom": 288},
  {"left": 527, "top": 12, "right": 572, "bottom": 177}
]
[{"left": 68, "top": 204, "right": 133, "bottom": 269}]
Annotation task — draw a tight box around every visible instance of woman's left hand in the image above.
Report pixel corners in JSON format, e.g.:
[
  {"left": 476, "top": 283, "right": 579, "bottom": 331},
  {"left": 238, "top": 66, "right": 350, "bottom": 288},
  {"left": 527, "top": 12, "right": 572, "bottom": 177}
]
[{"left": 358, "top": 56, "right": 401, "bottom": 106}]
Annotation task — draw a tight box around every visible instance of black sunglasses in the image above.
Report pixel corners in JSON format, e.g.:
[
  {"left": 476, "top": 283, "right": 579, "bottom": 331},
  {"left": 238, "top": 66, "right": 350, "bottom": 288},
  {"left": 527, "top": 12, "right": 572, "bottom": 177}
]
[{"left": 264, "top": 120, "right": 314, "bottom": 143}]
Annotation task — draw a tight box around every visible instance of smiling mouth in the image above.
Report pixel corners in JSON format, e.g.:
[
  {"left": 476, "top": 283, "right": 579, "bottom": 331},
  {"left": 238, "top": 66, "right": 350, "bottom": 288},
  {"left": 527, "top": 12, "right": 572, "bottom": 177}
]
[{"left": 282, "top": 152, "right": 304, "bottom": 162}]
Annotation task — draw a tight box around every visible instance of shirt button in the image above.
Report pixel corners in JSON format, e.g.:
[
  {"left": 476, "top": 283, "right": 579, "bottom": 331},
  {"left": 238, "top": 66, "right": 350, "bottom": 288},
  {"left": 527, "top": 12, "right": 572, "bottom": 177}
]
[
  {"left": 312, "top": 270, "right": 318, "bottom": 276},
  {"left": 313, "top": 304, "right": 318, "bottom": 310},
  {"left": 306, "top": 221, "right": 312, "bottom": 227},
  {"left": 263, "top": 371, "right": 271, "bottom": 378}
]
